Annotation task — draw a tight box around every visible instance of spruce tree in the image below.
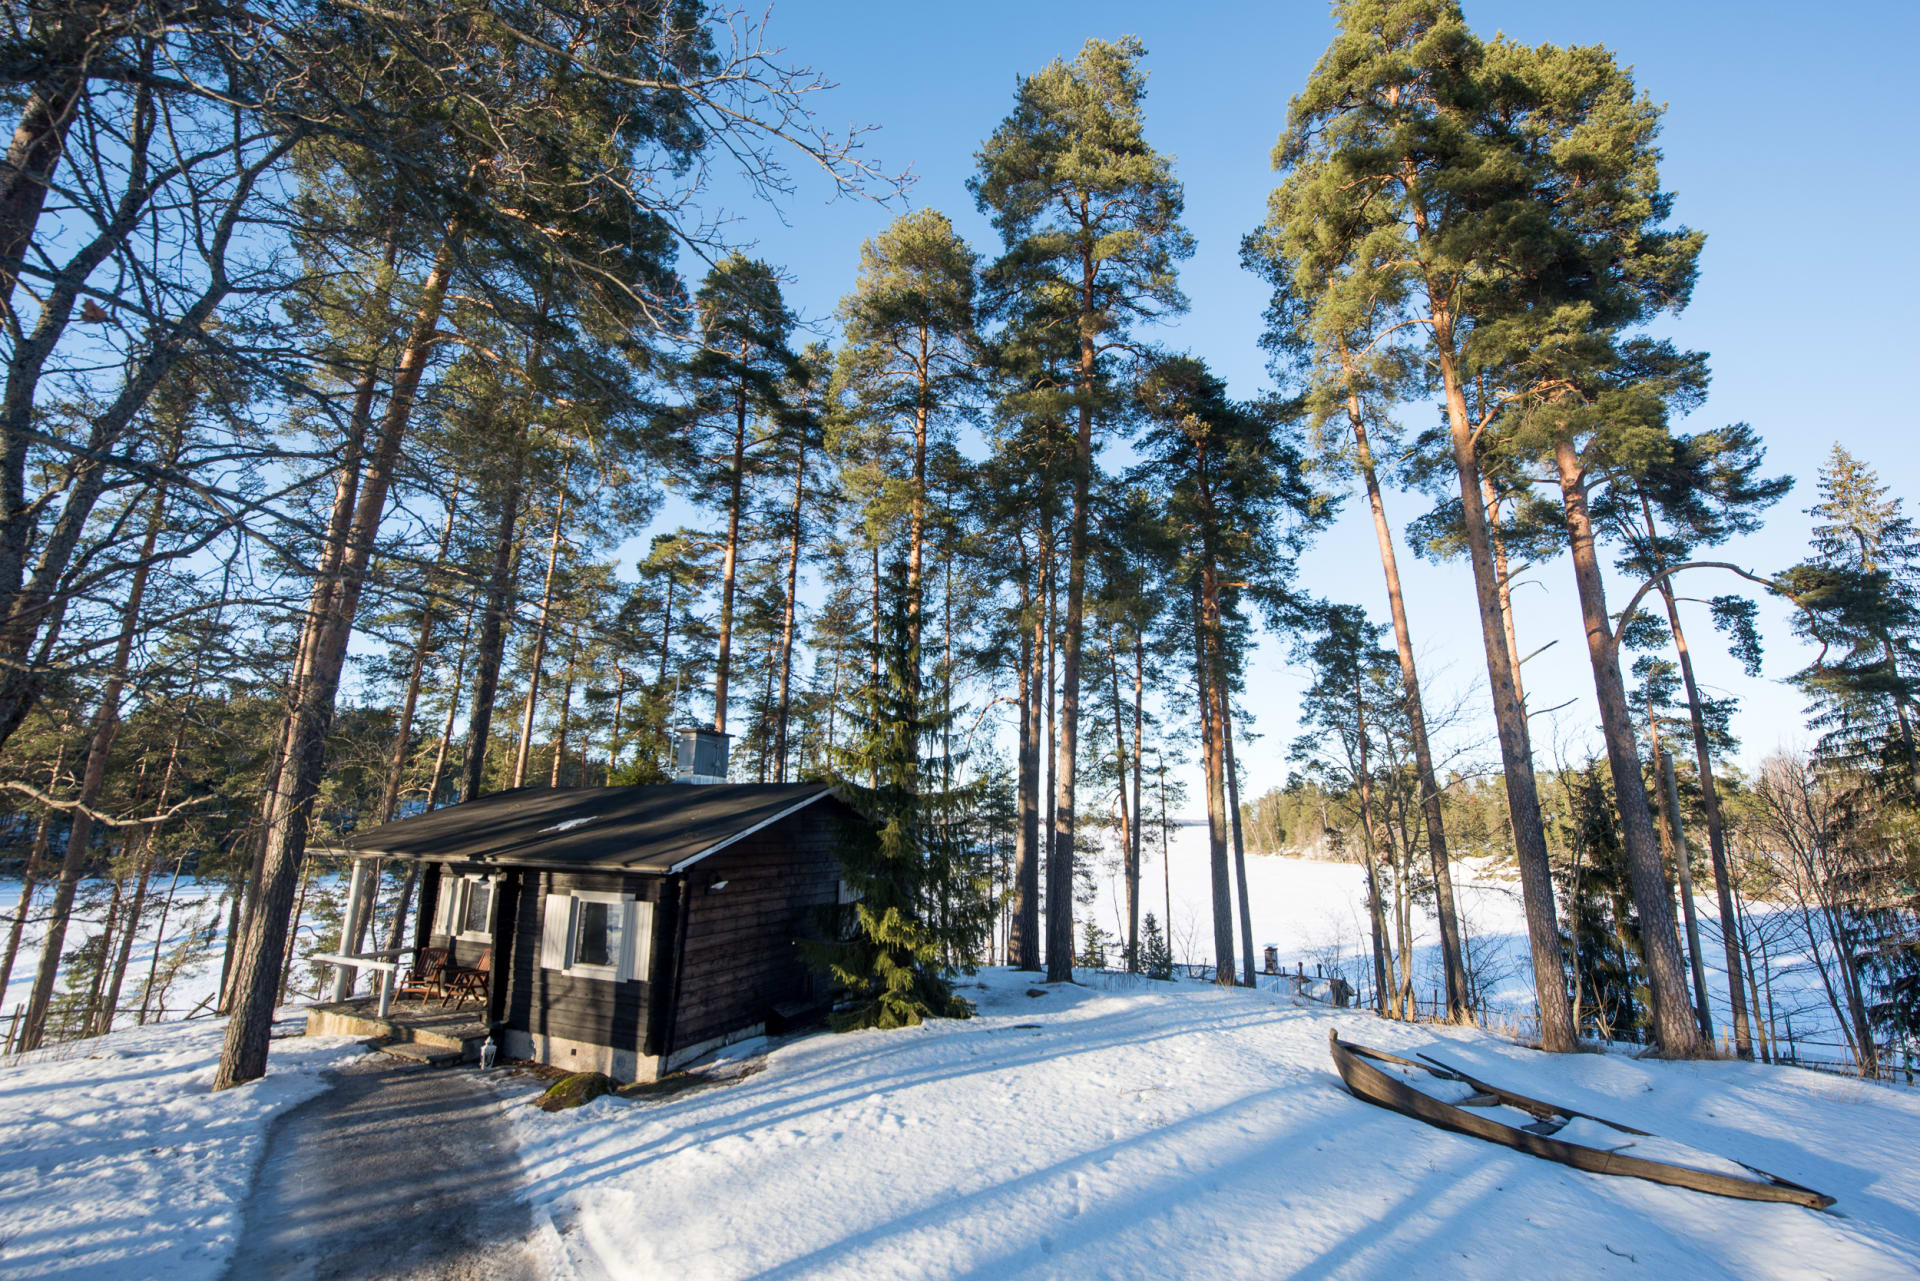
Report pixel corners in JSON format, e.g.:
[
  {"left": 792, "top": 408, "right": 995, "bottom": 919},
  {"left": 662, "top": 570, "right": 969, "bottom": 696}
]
[
  {"left": 1139, "top": 913, "right": 1174, "bottom": 981},
  {"left": 1785, "top": 446, "right": 1920, "bottom": 795},
  {"left": 821, "top": 563, "right": 975, "bottom": 1030}
]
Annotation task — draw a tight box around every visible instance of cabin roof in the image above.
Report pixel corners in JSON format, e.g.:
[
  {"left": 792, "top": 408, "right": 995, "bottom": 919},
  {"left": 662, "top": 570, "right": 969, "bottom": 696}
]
[{"left": 322, "top": 783, "right": 844, "bottom": 873}]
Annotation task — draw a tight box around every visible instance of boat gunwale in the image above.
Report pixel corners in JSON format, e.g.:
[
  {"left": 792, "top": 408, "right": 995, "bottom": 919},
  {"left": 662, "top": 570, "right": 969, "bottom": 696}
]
[{"left": 1328, "top": 1030, "right": 1835, "bottom": 1211}]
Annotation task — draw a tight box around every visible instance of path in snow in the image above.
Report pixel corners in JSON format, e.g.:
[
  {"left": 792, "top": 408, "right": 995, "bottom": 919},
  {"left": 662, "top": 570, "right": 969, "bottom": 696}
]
[{"left": 225, "top": 1056, "right": 542, "bottom": 1281}]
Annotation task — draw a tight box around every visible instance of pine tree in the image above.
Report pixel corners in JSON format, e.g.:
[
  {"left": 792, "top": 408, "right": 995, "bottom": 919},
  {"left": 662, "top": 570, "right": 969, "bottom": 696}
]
[
  {"left": 1130, "top": 357, "right": 1321, "bottom": 985},
  {"left": 1261, "top": 0, "right": 1578, "bottom": 1050},
  {"left": 974, "top": 37, "right": 1193, "bottom": 983},
  {"left": 1602, "top": 422, "right": 1789, "bottom": 1058},
  {"left": 675, "top": 255, "right": 799, "bottom": 736}
]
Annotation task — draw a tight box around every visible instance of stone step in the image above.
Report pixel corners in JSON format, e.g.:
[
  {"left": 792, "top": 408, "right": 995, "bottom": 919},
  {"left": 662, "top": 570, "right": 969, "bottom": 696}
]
[{"left": 375, "top": 1039, "right": 467, "bottom": 1067}]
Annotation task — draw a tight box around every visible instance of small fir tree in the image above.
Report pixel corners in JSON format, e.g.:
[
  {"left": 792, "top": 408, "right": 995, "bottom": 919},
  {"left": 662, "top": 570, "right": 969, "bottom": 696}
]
[
  {"left": 1077, "top": 919, "right": 1109, "bottom": 971},
  {"left": 815, "top": 564, "right": 975, "bottom": 1030},
  {"left": 1139, "top": 913, "right": 1174, "bottom": 981}
]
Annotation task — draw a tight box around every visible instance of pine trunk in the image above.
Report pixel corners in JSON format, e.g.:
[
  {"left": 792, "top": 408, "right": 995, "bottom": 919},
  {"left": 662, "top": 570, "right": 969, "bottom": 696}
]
[
  {"left": 774, "top": 432, "right": 807, "bottom": 781},
  {"left": 1551, "top": 436, "right": 1702, "bottom": 1057},
  {"left": 550, "top": 625, "right": 578, "bottom": 787},
  {"left": 1107, "top": 636, "right": 1136, "bottom": 970},
  {"left": 713, "top": 363, "right": 748, "bottom": 733},
  {"left": 1010, "top": 534, "right": 1041, "bottom": 970},
  {"left": 1194, "top": 582, "right": 1234, "bottom": 986},
  {"left": 212, "top": 232, "right": 456, "bottom": 1090},
  {"left": 513, "top": 476, "right": 569, "bottom": 788},
  {"left": 1348, "top": 387, "right": 1469, "bottom": 1017},
  {"left": 462, "top": 430, "right": 526, "bottom": 805},
  {"left": 378, "top": 500, "right": 456, "bottom": 822},
  {"left": 1222, "top": 695, "right": 1255, "bottom": 987},
  {"left": 1432, "top": 327, "right": 1574, "bottom": 1052},
  {"left": 1652, "top": 553, "right": 1752, "bottom": 1056},
  {"left": 1656, "top": 743, "right": 1714, "bottom": 1039}
]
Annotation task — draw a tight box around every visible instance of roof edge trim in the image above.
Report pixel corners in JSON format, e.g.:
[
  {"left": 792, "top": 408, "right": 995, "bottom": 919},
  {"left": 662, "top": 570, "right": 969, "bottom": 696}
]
[{"left": 668, "top": 787, "right": 836, "bottom": 873}]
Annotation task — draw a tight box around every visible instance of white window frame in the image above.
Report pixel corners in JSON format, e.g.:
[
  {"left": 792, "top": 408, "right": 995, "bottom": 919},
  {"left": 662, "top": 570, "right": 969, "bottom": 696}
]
[
  {"left": 539, "top": 889, "right": 653, "bottom": 982},
  {"left": 565, "top": 890, "right": 627, "bottom": 979},
  {"left": 435, "top": 873, "right": 497, "bottom": 943}
]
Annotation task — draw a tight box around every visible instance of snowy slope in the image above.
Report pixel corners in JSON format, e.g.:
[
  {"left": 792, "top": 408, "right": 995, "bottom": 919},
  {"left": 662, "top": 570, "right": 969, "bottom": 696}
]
[
  {"left": 505, "top": 968, "right": 1920, "bottom": 1281},
  {"left": 0, "top": 1017, "right": 365, "bottom": 1281}
]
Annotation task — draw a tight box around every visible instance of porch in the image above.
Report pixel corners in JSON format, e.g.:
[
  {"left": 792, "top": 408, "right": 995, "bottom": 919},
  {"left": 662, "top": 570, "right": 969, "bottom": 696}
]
[{"left": 306, "top": 996, "right": 492, "bottom": 1066}]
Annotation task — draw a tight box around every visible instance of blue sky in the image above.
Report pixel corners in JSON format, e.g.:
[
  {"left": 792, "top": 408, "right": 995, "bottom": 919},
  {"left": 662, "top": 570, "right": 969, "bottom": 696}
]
[{"left": 622, "top": 0, "right": 1920, "bottom": 799}]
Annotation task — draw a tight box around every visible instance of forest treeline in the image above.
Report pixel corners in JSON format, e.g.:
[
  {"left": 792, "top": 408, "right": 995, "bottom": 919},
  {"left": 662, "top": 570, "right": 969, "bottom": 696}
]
[{"left": 0, "top": 1, "right": 1914, "bottom": 1084}]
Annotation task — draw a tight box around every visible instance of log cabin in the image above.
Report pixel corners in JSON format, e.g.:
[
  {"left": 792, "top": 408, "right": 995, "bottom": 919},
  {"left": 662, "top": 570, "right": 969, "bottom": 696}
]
[{"left": 310, "top": 732, "right": 859, "bottom": 1081}]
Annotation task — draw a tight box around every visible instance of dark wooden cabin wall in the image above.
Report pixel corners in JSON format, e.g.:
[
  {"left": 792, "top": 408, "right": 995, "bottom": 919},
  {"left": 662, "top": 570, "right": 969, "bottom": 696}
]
[
  {"left": 502, "top": 870, "right": 671, "bottom": 1054},
  {"left": 670, "top": 806, "right": 845, "bottom": 1052}
]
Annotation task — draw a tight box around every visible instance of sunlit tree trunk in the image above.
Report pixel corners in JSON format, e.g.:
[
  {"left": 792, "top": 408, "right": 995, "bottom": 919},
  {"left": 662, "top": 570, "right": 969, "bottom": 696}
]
[
  {"left": 514, "top": 472, "right": 569, "bottom": 788},
  {"left": 1552, "top": 436, "right": 1701, "bottom": 1056},
  {"left": 1345, "top": 370, "right": 1468, "bottom": 1017},
  {"left": 214, "top": 231, "right": 456, "bottom": 1090},
  {"left": 1429, "top": 299, "right": 1573, "bottom": 1051}
]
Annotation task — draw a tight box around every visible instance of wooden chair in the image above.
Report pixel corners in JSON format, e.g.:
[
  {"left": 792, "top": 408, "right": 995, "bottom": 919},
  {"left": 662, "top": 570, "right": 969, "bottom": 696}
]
[
  {"left": 395, "top": 947, "right": 449, "bottom": 1002},
  {"left": 444, "top": 947, "right": 490, "bottom": 1008}
]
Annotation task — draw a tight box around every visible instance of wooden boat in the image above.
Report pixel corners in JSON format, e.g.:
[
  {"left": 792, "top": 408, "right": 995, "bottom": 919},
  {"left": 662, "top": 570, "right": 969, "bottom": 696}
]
[{"left": 1328, "top": 1030, "right": 1834, "bottom": 1210}]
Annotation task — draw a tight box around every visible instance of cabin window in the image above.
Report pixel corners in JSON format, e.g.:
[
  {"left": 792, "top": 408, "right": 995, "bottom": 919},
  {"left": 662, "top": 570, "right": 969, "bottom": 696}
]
[
  {"left": 573, "top": 897, "right": 619, "bottom": 970},
  {"left": 434, "top": 874, "right": 497, "bottom": 943},
  {"left": 461, "top": 879, "right": 494, "bottom": 940},
  {"left": 539, "top": 889, "right": 653, "bottom": 982}
]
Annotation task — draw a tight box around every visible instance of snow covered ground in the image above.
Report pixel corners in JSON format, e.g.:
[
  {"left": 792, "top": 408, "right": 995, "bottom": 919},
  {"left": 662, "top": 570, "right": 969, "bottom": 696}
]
[
  {"left": 507, "top": 967, "right": 1920, "bottom": 1280},
  {"left": 0, "top": 835, "right": 1912, "bottom": 1281},
  {"left": 0, "top": 1016, "right": 365, "bottom": 1281}
]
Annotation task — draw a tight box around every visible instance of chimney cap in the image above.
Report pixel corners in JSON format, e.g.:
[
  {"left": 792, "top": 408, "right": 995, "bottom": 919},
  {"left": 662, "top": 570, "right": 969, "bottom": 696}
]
[{"left": 673, "top": 725, "right": 731, "bottom": 784}]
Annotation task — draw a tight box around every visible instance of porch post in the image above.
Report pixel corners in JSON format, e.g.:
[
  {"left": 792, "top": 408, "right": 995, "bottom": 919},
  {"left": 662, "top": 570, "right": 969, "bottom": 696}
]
[
  {"left": 486, "top": 870, "right": 519, "bottom": 1029},
  {"left": 331, "top": 857, "right": 373, "bottom": 1002},
  {"left": 414, "top": 865, "right": 443, "bottom": 957}
]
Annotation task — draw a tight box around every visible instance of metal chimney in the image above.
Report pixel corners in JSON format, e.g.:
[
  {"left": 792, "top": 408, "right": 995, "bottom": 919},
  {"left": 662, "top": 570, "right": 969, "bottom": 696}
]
[{"left": 672, "top": 727, "right": 731, "bottom": 784}]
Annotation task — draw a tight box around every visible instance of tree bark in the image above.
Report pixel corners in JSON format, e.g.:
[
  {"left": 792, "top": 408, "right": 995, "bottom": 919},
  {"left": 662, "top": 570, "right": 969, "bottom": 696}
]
[
  {"left": 1222, "top": 694, "right": 1256, "bottom": 987},
  {"left": 213, "top": 230, "right": 456, "bottom": 1090},
  {"left": 1106, "top": 634, "right": 1136, "bottom": 969},
  {"left": 1194, "top": 582, "right": 1234, "bottom": 986},
  {"left": 1346, "top": 379, "right": 1469, "bottom": 1017},
  {"left": 550, "top": 623, "right": 579, "bottom": 787},
  {"left": 1130, "top": 633, "right": 1144, "bottom": 973},
  {"left": 1656, "top": 742, "right": 1714, "bottom": 1040},
  {"left": 773, "top": 428, "right": 807, "bottom": 781},
  {"left": 1431, "top": 322, "right": 1574, "bottom": 1051},
  {"left": 1009, "top": 532, "right": 1041, "bottom": 970},
  {"left": 1650, "top": 555, "right": 1752, "bottom": 1056},
  {"left": 461, "top": 425, "right": 526, "bottom": 806},
  {"left": 1551, "top": 436, "right": 1702, "bottom": 1057},
  {"left": 513, "top": 472, "right": 569, "bottom": 788},
  {"left": 713, "top": 356, "right": 749, "bottom": 733},
  {"left": 378, "top": 499, "right": 457, "bottom": 822}
]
